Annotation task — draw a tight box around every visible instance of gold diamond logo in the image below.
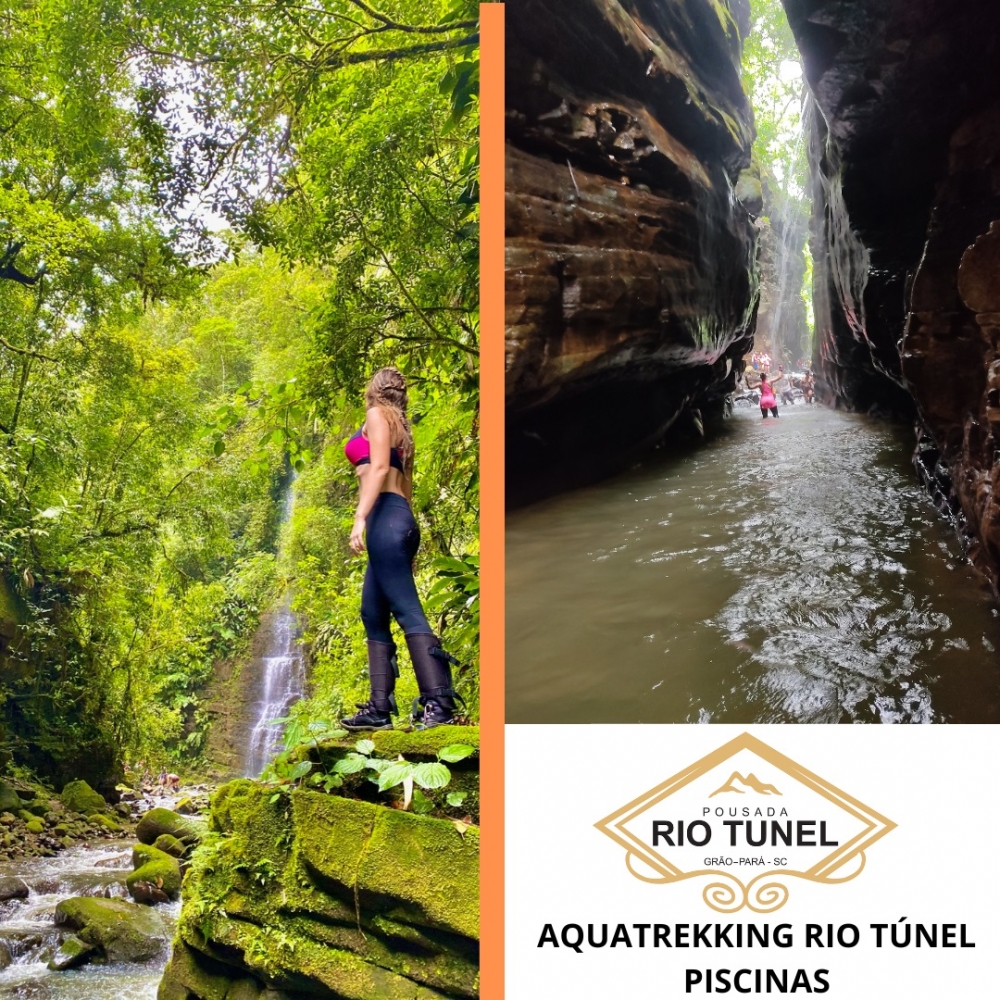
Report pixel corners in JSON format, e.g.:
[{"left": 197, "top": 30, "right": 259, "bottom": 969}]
[{"left": 595, "top": 732, "right": 895, "bottom": 912}]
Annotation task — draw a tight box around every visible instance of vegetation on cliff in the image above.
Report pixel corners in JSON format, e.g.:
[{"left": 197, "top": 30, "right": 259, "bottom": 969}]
[{"left": 161, "top": 727, "right": 480, "bottom": 999}]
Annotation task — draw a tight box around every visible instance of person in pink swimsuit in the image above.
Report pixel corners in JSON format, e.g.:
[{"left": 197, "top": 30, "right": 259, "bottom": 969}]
[{"left": 759, "top": 372, "right": 779, "bottom": 419}]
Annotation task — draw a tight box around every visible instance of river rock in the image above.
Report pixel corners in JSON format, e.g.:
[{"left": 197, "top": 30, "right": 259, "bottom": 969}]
[
  {"left": 505, "top": 0, "right": 759, "bottom": 504},
  {"left": 47, "top": 934, "right": 97, "bottom": 971},
  {"left": 0, "top": 876, "right": 28, "bottom": 901},
  {"left": 136, "top": 808, "right": 203, "bottom": 847},
  {"left": 0, "top": 781, "right": 20, "bottom": 813},
  {"left": 89, "top": 813, "right": 122, "bottom": 832},
  {"left": 158, "top": 727, "right": 481, "bottom": 1000},
  {"left": 128, "top": 844, "right": 182, "bottom": 902},
  {"left": 60, "top": 780, "right": 107, "bottom": 816},
  {"left": 54, "top": 896, "right": 167, "bottom": 962},
  {"left": 785, "top": 0, "right": 1000, "bottom": 595},
  {"left": 153, "top": 833, "right": 188, "bottom": 858}
]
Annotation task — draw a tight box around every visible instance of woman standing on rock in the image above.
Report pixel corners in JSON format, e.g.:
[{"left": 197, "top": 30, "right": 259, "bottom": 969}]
[{"left": 340, "top": 367, "right": 462, "bottom": 732}]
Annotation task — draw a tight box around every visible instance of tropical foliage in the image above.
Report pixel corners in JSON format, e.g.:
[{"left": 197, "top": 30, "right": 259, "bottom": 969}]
[{"left": 0, "top": 0, "right": 479, "bottom": 785}]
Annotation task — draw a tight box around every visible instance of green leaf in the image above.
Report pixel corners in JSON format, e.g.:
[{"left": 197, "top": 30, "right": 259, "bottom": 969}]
[
  {"left": 377, "top": 761, "right": 414, "bottom": 792},
  {"left": 412, "top": 788, "right": 435, "bottom": 815},
  {"left": 446, "top": 791, "right": 467, "bottom": 807},
  {"left": 438, "top": 744, "right": 475, "bottom": 763},
  {"left": 288, "top": 760, "right": 313, "bottom": 780},
  {"left": 355, "top": 739, "right": 375, "bottom": 755},
  {"left": 411, "top": 762, "right": 451, "bottom": 790},
  {"left": 333, "top": 753, "right": 368, "bottom": 774}
]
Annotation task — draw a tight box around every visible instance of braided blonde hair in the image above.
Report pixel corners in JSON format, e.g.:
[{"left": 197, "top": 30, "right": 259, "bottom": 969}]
[{"left": 365, "top": 367, "right": 414, "bottom": 470}]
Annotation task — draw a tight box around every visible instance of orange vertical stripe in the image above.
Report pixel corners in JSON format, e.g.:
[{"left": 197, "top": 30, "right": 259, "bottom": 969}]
[{"left": 479, "top": 4, "right": 505, "bottom": 999}]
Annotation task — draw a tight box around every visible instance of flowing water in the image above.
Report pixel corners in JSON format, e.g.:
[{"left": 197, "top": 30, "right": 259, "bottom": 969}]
[
  {"left": 243, "top": 596, "right": 307, "bottom": 776},
  {"left": 244, "top": 477, "right": 306, "bottom": 776},
  {"left": 0, "top": 843, "right": 178, "bottom": 1000},
  {"left": 507, "top": 405, "right": 1000, "bottom": 723}
]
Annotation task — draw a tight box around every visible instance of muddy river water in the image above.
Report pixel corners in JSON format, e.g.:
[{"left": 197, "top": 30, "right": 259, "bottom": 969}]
[{"left": 507, "top": 405, "right": 1000, "bottom": 723}]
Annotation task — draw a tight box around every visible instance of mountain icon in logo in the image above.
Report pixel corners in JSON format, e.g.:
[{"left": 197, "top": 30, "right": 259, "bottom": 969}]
[{"left": 709, "top": 772, "right": 781, "bottom": 797}]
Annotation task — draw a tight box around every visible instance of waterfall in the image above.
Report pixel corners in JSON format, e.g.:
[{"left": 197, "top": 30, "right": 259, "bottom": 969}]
[
  {"left": 243, "top": 480, "right": 306, "bottom": 777},
  {"left": 758, "top": 81, "right": 811, "bottom": 367}
]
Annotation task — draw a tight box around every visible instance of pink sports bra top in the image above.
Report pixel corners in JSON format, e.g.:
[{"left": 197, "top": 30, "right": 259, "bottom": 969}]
[{"left": 345, "top": 429, "right": 405, "bottom": 472}]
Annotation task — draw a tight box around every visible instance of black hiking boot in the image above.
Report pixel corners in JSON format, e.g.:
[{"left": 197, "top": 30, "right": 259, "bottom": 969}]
[
  {"left": 341, "top": 702, "right": 394, "bottom": 731},
  {"left": 341, "top": 639, "right": 398, "bottom": 731},
  {"left": 405, "top": 633, "right": 465, "bottom": 730}
]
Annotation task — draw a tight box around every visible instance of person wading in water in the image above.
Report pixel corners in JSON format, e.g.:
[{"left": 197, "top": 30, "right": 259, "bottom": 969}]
[
  {"left": 340, "top": 367, "right": 463, "bottom": 732},
  {"left": 759, "top": 372, "right": 779, "bottom": 419}
]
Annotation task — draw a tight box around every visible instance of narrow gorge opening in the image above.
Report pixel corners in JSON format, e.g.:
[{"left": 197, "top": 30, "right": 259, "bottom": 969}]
[
  {"left": 742, "top": 0, "right": 813, "bottom": 373},
  {"left": 505, "top": 0, "right": 1000, "bottom": 724}
]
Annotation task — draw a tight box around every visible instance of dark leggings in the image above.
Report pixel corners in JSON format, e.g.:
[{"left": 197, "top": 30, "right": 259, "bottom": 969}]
[
  {"left": 761, "top": 406, "right": 779, "bottom": 418},
  {"left": 361, "top": 493, "right": 432, "bottom": 642}
]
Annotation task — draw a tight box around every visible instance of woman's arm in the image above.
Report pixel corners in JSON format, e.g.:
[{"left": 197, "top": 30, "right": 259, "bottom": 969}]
[
  {"left": 401, "top": 455, "right": 413, "bottom": 503},
  {"left": 349, "top": 407, "right": 391, "bottom": 554}
]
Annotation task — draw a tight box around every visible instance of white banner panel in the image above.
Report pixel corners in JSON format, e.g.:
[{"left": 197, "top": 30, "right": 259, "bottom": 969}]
[{"left": 506, "top": 725, "right": 998, "bottom": 997}]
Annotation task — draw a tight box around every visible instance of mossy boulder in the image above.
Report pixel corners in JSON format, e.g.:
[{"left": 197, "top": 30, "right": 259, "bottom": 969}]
[
  {"left": 0, "top": 782, "right": 20, "bottom": 814},
  {"left": 160, "top": 774, "right": 480, "bottom": 999},
  {"left": 153, "top": 833, "right": 187, "bottom": 858},
  {"left": 60, "top": 780, "right": 107, "bottom": 815},
  {"left": 128, "top": 844, "right": 182, "bottom": 902},
  {"left": 54, "top": 896, "right": 168, "bottom": 962},
  {"left": 136, "top": 808, "right": 204, "bottom": 847},
  {"left": 89, "top": 812, "right": 122, "bottom": 832},
  {"left": 25, "top": 820, "right": 44, "bottom": 835},
  {"left": 47, "top": 934, "right": 97, "bottom": 970}
]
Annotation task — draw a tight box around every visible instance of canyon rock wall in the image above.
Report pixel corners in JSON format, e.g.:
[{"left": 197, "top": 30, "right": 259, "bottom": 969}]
[
  {"left": 786, "top": 0, "right": 1000, "bottom": 594},
  {"left": 505, "top": 0, "right": 760, "bottom": 505}
]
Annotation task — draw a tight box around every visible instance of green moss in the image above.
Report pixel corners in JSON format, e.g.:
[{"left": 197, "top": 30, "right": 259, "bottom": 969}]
[
  {"left": 154, "top": 833, "right": 187, "bottom": 857},
  {"left": 47, "top": 934, "right": 97, "bottom": 970},
  {"left": 137, "top": 807, "right": 204, "bottom": 846},
  {"left": 196, "top": 917, "right": 459, "bottom": 1000},
  {"left": 0, "top": 784, "right": 21, "bottom": 813},
  {"left": 296, "top": 725, "right": 480, "bottom": 822},
  {"left": 292, "top": 791, "right": 479, "bottom": 939},
  {"left": 128, "top": 845, "right": 182, "bottom": 899},
  {"left": 311, "top": 724, "right": 479, "bottom": 762},
  {"left": 157, "top": 939, "right": 235, "bottom": 1000},
  {"left": 55, "top": 896, "right": 168, "bottom": 962},
  {"left": 25, "top": 820, "right": 44, "bottom": 835},
  {"left": 89, "top": 813, "right": 122, "bottom": 832},
  {"left": 171, "top": 777, "right": 479, "bottom": 999},
  {"left": 60, "top": 780, "right": 107, "bottom": 815}
]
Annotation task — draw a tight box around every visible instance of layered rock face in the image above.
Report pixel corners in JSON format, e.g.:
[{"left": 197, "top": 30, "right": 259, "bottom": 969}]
[
  {"left": 158, "top": 728, "right": 479, "bottom": 1000},
  {"left": 506, "top": 0, "right": 760, "bottom": 504},
  {"left": 786, "top": 0, "right": 1000, "bottom": 593}
]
